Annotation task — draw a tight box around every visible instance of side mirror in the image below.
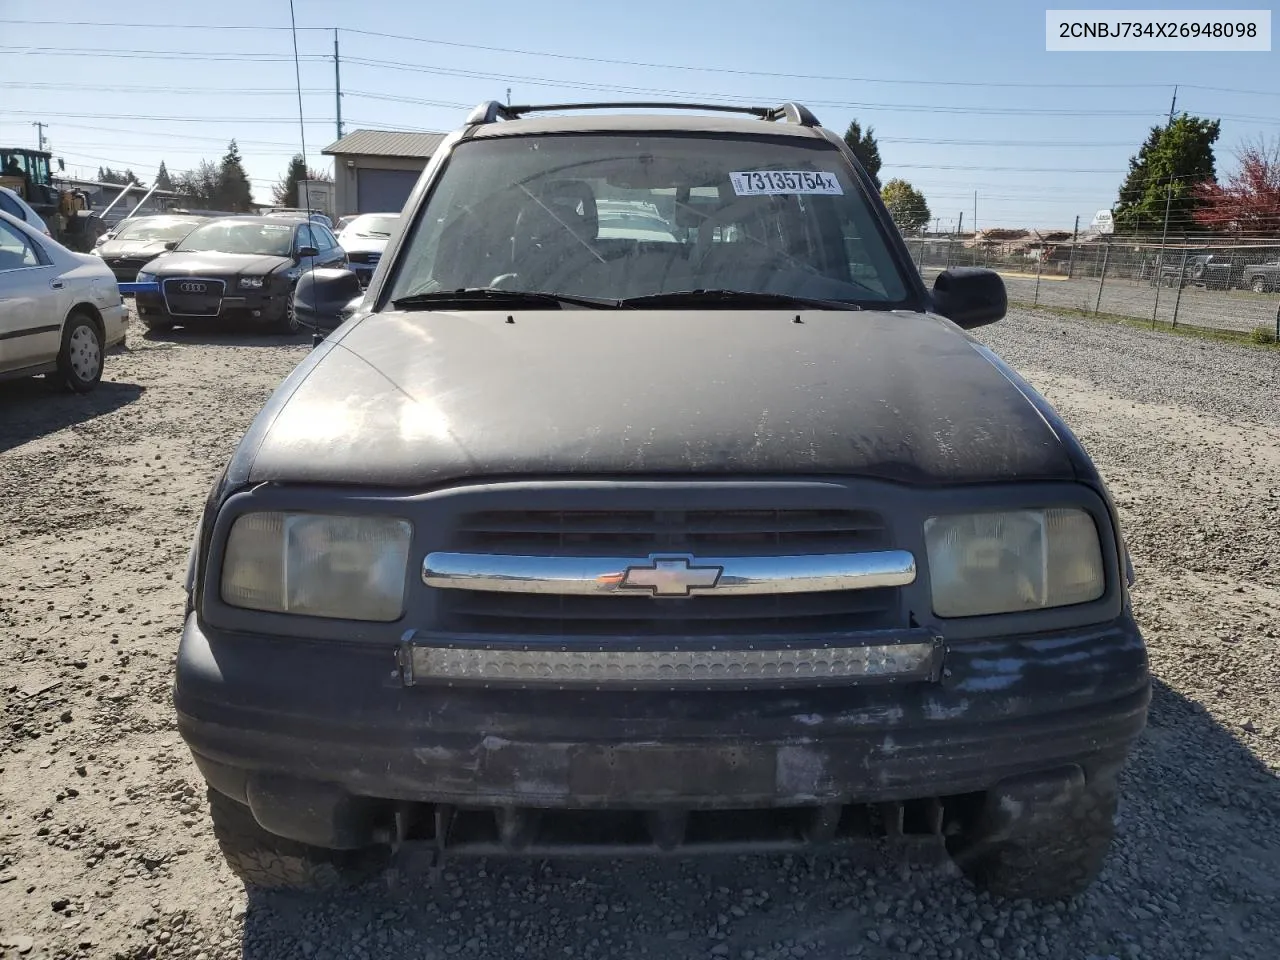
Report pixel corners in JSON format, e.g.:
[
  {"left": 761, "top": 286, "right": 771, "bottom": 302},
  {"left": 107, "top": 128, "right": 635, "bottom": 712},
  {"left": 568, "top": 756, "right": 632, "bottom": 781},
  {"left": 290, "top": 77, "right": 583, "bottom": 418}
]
[
  {"left": 930, "top": 268, "right": 1006, "bottom": 330},
  {"left": 163, "top": 240, "right": 178, "bottom": 251},
  {"left": 296, "top": 245, "right": 320, "bottom": 259},
  {"left": 294, "top": 267, "right": 364, "bottom": 334}
]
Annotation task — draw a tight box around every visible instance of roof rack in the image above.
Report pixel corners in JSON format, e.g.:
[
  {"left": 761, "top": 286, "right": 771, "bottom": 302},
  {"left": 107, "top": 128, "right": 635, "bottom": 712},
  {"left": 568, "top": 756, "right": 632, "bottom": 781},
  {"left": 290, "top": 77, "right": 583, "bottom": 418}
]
[{"left": 465, "top": 100, "right": 820, "bottom": 127}]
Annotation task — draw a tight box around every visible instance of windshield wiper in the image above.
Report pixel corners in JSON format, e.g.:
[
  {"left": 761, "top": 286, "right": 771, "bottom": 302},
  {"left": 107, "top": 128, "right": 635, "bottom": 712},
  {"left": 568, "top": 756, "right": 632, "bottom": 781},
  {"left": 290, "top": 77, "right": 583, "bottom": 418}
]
[
  {"left": 391, "top": 288, "right": 618, "bottom": 310},
  {"left": 619, "top": 290, "right": 863, "bottom": 311}
]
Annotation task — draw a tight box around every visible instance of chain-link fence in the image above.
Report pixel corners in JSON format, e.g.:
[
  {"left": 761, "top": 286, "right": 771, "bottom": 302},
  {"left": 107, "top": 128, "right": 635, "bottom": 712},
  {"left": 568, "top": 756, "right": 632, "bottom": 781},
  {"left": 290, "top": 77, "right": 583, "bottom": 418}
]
[{"left": 909, "top": 235, "right": 1280, "bottom": 338}]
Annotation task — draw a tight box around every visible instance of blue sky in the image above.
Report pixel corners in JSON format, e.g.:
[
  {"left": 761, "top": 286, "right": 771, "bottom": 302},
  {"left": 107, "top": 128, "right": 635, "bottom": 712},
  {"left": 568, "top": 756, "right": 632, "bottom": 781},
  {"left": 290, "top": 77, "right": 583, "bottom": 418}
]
[{"left": 1, "top": 0, "right": 1276, "bottom": 230}]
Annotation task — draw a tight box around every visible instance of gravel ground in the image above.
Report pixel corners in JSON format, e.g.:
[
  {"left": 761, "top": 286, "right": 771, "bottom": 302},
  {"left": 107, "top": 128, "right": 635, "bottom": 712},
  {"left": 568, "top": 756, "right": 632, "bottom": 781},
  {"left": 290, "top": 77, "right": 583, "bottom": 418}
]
[{"left": 1, "top": 306, "right": 1278, "bottom": 960}]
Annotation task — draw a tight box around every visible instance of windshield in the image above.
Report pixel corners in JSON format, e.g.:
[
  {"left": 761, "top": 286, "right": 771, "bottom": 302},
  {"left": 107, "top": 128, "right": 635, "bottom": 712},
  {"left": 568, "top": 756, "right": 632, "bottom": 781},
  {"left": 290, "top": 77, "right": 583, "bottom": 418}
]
[
  {"left": 342, "top": 214, "right": 400, "bottom": 238},
  {"left": 388, "top": 134, "right": 909, "bottom": 306},
  {"left": 176, "top": 220, "right": 295, "bottom": 257},
  {"left": 113, "top": 217, "right": 204, "bottom": 243}
]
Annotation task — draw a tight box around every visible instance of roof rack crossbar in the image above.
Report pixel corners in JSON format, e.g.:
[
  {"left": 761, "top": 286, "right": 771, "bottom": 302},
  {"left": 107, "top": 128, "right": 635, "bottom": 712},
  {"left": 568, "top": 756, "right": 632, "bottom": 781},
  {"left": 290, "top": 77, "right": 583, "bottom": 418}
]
[{"left": 466, "top": 100, "right": 821, "bottom": 127}]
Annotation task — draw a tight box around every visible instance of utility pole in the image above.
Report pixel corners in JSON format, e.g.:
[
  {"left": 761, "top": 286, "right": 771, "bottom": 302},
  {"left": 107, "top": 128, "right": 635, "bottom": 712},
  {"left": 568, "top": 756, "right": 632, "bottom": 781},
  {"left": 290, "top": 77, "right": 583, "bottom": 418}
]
[
  {"left": 333, "top": 30, "right": 343, "bottom": 140},
  {"left": 973, "top": 191, "right": 978, "bottom": 235},
  {"left": 1168, "top": 84, "right": 1178, "bottom": 124},
  {"left": 1067, "top": 214, "right": 1080, "bottom": 279},
  {"left": 1152, "top": 173, "right": 1175, "bottom": 324},
  {"left": 506, "top": 87, "right": 512, "bottom": 106},
  {"left": 32, "top": 122, "right": 47, "bottom": 151}
]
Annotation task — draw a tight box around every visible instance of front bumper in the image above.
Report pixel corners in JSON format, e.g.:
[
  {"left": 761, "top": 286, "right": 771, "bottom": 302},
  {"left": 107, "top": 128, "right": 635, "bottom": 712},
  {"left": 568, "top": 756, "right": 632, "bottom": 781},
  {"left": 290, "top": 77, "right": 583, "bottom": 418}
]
[
  {"left": 175, "top": 612, "right": 1149, "bottom": 850},
  {"left": 135, "top": 286, "right": 290, "bottom": 323}
]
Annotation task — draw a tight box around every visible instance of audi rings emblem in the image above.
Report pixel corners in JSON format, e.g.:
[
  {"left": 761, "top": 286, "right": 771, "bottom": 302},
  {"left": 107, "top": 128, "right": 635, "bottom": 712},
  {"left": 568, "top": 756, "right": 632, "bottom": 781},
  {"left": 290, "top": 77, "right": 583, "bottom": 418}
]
[{"left": 178, "top": 281, "right": 208, "bottom": 294}]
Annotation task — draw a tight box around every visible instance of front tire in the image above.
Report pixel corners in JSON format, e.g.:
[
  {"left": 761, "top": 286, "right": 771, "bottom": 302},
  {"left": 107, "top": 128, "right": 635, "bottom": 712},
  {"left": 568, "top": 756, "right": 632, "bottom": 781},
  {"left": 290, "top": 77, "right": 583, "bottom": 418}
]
[
  {"left": 56, "top": 311, "right": 104, "bottom": 393},
  {"left": 207, "top": 789, "right": 369, "bottom": 891},
  {"left": 945, "top": 776, "right": 1119, "bottom": 901},
  {"left": 274, "top": 291, "right": 300, "bottom": 334},
  {"left": 1254, "top": 277, "right": 1270, "bottom": 294}
]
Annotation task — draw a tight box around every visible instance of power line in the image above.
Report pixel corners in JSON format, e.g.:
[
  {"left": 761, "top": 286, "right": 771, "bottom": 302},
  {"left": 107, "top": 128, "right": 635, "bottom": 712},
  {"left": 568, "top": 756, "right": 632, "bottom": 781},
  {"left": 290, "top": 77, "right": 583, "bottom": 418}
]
[
  {"left": 1, "top": 109, "right": 333, "bottom": 124},
  {"left": 0, "top": 45, "right": 327, "bottom": 61},
  {"left": 17, "top": 17, "right": 1280, "bottom": 100},
  {"left": 0, "top": 19, "right": 1182, "bottom": 88},
  {"left": 0, "top": 82, "right": 331, "bottom": 96},
  {"left": 0, "top": 120, "right": 304, "bottom": 149}
]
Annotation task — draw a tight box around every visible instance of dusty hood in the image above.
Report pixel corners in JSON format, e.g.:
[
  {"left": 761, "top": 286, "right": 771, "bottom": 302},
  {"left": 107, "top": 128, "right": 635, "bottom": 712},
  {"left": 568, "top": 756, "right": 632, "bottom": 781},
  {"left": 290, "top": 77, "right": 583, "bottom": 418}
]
[
  {"left": 230, "top": 309, "right": 1075, "bottom": 488},
  {"left": 146, "top": 251, "right": 293, "bottom": 277},
  {"left": 338, "top": 234, "right": 390, "bottom": 255},
  {"left": 97, "top": 238, "right": 171, "bottom": 260}
]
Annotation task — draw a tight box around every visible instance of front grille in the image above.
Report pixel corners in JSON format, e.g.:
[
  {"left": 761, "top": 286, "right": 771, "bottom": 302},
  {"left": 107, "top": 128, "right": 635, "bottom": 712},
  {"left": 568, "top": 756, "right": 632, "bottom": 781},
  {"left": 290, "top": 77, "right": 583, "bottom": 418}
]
[
  {"left": 108, "top": 257, "right": 146, "bottom": 279},
  {"left": 436, "top": 507, "right": 899, "bottom": 637},
  {"left": 162, "top": 277, "right": 225, "bottom": 317},
  {"left": 452, "top": 508, "right": 887, "bottom": 555},
  {"left": 346, "top": 252, "right": 380, "bottom": 265}
]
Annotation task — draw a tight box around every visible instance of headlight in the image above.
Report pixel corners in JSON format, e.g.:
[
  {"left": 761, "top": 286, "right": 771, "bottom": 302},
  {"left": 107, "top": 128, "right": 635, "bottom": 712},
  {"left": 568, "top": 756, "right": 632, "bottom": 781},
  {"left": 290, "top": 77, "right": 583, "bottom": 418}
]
[
  {"left": 238, "top": 276, "right": 266, "bottom": 289},
  {"left": 220, "top": 512, "right": 412, "bottom": 621},
  {"left": 136, "top": 270, "right": 156, "bottom": 283},
  {"left": 924, "top": 508, "right": 1104, "bottom": 617}
]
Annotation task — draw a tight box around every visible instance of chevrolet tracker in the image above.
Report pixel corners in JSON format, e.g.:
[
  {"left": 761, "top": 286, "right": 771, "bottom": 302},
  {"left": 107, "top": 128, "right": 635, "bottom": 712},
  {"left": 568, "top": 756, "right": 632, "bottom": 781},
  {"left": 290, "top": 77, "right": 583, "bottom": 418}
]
[{"left": 174, "top": 101, "right": 1149, "bottom": 900}]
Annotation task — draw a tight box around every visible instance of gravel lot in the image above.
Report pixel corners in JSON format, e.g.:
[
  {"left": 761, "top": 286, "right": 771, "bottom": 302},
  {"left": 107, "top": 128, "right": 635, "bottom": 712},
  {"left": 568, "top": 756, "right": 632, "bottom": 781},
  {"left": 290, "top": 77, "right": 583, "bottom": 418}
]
[
  {"left": 922, "top": 267, "right": 1280, "bottom": 335},
  {"left": 1, "top": 306, "right": 1278, "bottom": 960}
]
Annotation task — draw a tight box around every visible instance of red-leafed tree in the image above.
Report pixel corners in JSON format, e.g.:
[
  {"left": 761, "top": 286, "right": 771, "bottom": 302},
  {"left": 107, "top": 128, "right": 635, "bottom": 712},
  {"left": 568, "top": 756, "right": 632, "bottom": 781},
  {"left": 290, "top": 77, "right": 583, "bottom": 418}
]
[{"left": 1192, "top": 137, "right": 1280, "bottom": 233}]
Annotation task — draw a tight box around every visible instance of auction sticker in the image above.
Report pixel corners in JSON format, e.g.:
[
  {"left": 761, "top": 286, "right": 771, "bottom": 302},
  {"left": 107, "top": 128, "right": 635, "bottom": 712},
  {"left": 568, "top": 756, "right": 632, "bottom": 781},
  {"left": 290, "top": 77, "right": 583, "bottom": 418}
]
[{"left": 730, "top": 171, "right": 843, "bottom": 196}]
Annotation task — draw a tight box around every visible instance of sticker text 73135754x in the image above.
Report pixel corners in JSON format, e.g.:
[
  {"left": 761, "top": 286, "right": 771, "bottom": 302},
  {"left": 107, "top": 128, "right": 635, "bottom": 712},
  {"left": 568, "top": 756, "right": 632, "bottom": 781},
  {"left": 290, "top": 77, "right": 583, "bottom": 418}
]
[{"left": 730, "top": 171, "right": 844, "bottom": 196}]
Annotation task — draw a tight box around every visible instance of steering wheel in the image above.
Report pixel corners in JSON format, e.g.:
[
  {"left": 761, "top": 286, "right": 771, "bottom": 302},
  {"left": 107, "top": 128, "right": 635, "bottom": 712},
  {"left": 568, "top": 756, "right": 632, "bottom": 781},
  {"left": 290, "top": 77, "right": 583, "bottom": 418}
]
[{"left": 488, "top": 272, "right": 521, "bottom": 289}]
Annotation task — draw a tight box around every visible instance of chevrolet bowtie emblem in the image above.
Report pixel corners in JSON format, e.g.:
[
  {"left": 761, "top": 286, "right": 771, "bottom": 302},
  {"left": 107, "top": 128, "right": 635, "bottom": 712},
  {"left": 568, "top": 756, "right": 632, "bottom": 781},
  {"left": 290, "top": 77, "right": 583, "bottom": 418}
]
[{"left": 617, "top": 557, "right": 724, "bottom": 597}]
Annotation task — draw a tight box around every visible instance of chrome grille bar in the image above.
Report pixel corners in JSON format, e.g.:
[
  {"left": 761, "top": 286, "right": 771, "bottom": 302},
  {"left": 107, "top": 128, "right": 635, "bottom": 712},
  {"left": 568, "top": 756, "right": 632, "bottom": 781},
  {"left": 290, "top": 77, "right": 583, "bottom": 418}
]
[{"left": 422, "top": 550, "right": 916, "bottom": 597}]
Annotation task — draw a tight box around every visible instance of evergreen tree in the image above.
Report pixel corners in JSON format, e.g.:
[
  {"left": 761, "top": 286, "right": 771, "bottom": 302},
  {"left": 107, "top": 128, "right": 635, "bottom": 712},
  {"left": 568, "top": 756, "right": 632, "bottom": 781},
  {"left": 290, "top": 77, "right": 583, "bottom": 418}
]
[
  {"left": 215, "top": 140, "right": 253, "bottom": 212},
  {"left": 1114, "top": 114, "right": 1220, "bottom": 234},
  {"left": 842, "top": 120, "right": 883, "bottom": 189}
]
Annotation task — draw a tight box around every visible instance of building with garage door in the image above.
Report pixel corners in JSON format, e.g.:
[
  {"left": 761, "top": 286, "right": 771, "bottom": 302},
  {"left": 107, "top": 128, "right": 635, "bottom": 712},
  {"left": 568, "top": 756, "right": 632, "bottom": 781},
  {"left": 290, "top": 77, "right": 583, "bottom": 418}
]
[{"left": 321, "top": 129, "right": 446, "bottom": 217}]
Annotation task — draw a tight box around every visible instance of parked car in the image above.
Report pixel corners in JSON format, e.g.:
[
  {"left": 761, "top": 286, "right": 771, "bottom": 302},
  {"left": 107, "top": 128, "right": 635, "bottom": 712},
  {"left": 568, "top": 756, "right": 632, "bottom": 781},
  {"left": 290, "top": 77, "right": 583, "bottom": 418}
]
[
  {"left": 133, "top": 216, "right": 348, "bottom": 333},
  {"left": 333, "top": 215, "right": 356, "bottom": 233},
  {"left": 0, "top": 209, "right": 127, "bottom": 392},
  {"left": 0, "top": 185, "right": 51, "bottom": 238},
  {"left": 1153, "top": 253, "right": 1232, "bottom": 290},
  {"left": 263, "top": 208, "right": 335, "bottom": 231},
  {"left": 1240, "top": 260, "right": 1280, "bottom": 293},
  {"left": 335, "top": 212, "right": 400, "bottom": 286},
  {"left": 176, "top": 100, "right": 1148, "bottom": 902},
  {"left": 92, "top": 214, "right": 208, "bottom": 283}
]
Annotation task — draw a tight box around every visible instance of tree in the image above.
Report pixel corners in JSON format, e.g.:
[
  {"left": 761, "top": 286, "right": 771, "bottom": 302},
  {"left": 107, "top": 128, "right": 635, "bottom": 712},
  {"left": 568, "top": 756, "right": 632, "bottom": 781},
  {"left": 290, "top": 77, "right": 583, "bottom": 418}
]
[
  {"left": 173, "top": 160, "right": 221, "bottom": 206},
  {"left": 1191, "top": 136, "right": 1280, "bottom": 234},
  {"left": 215, "top": 140, "right": 253, "bottom": 212},
  {"left": 842, "top": 120, "right": 882, "bottom": 189},
  {"left": 880, "top": 179, "right": 931, "bottom": 233},
  {"left": 96, "top": 166, "right": 143, "bottom": 187},
  {"left": 271, "top": 154, "right": 332, "bottom": 207},
  {"left": 1113, "top": 114, "right": 1219, "bottom": 234},
  {"left": 155, "top": 161, "right": 173, "bottom": 191}
]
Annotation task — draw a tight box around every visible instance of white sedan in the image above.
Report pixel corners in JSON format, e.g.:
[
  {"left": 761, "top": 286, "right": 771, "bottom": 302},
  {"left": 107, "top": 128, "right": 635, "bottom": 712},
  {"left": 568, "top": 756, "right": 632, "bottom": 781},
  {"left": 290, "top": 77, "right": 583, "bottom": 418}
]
[{"left": 0, "top": 209, "right": 127, "bottom": 392}]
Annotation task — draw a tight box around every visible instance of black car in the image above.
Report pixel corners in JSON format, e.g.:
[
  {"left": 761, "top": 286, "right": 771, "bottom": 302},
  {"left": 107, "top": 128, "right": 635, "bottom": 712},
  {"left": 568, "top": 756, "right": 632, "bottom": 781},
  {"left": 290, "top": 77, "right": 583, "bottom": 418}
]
[
  {"left": 92, "top": 214, "right": 208, "bottom": 283},
  {"left": 134, "top": 216, "right": 348, "bottom": 333},
  {"left": 175, "top": 101, "right": 1148, "bottom": 901}
]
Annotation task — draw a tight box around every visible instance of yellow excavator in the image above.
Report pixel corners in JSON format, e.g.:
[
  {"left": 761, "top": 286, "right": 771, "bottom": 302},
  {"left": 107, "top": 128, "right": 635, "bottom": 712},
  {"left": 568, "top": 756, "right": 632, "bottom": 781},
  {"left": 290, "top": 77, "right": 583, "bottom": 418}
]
[{"left": 0, "top": 147, "right": 105, "bottom": 251}]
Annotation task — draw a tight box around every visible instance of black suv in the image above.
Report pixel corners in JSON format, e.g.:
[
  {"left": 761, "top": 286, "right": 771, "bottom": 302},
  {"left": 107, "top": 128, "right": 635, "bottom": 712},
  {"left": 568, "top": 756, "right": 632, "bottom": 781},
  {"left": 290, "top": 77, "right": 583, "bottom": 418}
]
[{"left": 175, "top": 101, "right": 1148, "bottom": 901}]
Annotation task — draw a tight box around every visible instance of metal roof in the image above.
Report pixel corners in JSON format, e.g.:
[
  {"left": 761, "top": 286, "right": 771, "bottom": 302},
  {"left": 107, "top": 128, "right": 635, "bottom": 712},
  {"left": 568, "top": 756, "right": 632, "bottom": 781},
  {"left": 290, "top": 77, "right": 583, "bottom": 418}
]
[{"left": 321, "top": 129, "right": 447, "bottom": 159}]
